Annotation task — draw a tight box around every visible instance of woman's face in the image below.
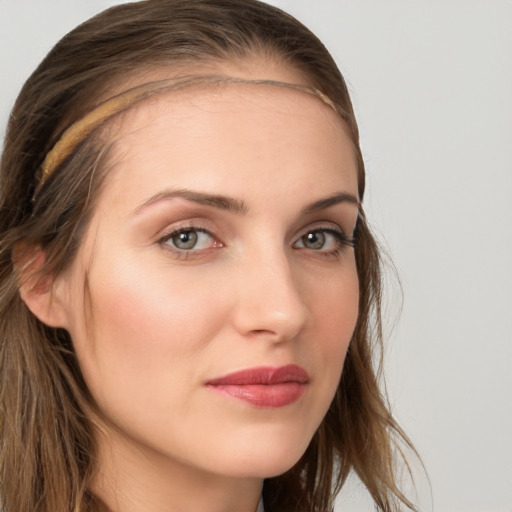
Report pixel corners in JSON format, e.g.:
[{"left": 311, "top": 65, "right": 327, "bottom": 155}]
[{"left": 54, "top": 77, "right": 360, "bottom": 482}]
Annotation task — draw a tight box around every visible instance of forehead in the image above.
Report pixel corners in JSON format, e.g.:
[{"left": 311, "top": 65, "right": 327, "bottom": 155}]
[
  {"left": 108, "top": 81, "right": 352, "bottom": 159},
  {"left": 98, "top": 82, "right": 358, "bottom": 213}
]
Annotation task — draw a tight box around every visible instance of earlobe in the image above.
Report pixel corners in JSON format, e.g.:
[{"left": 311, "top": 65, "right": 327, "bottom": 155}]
[{"left": 14, "top": 244, "right": 69, "bottom": 328}]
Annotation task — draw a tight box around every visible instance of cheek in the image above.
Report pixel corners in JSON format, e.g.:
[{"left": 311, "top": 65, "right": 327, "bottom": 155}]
[
  {"left": 297, "top": 256, "right": 359, "bottom": 391},
  {"left": 307, "top": 258, "right": 359, "bottom": 354},
  {"left": 313, "top": 260, "right": 359, "bottom": 393},
  {"left": 97, "top": 257, "right": 223, "bottom": 336},
  {"left": 72, "top": 258, "right": 230, "bottom": 404}
]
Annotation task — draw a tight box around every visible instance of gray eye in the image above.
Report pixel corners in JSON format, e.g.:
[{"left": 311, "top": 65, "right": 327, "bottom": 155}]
[
  {"left": 301, "top": 231, "right": 326, "bottom": 250},
  {"left": 164, "top": 229, "right": 217, "bottom": 251},
  {"left": 294, "top": 229, "right": 345, "bottom": 252},
  {"left": 171, "top": 230, "right": 199, "bottom": 250}
]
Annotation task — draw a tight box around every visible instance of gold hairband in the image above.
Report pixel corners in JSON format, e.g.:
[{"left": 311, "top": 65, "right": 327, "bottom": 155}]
[{"left": 36, "top": 75, "right": 340, "bottom": 193}]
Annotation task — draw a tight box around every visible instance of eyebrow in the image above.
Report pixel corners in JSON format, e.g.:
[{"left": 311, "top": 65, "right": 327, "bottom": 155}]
[
  {"left": 134, "top": 188, "right": 249, "bottom": 215},
  {"left": 301, "top": 192, "right": 360, "bottom": 214},
  {"left": 134, "top": 188, "right": 359, "bottom": 216}
]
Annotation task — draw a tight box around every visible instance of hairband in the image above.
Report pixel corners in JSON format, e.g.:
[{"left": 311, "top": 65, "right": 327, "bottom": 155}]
[{"left": 35, "top": 75, "right": 340, "bottom": 194}]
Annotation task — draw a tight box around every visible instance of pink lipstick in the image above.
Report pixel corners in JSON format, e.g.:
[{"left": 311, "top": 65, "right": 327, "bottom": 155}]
[{"left": 206, "top": 365, "right": 309, "bottom": 408}]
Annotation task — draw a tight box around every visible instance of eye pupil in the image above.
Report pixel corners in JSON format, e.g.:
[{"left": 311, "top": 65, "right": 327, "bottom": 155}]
[
  {"left": 173, "top": 230, "right": 198, "bottom": 250},
  {"left": 303, "top": 231, "right": 325, "bottom": 250}
]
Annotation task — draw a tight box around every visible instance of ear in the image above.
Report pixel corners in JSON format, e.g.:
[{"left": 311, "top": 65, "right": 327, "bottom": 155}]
[{"left": 14, "top": 244, "right": 70, "bottom": 328}]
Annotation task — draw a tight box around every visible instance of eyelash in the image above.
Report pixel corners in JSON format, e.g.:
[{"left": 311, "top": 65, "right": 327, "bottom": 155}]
[
  {"left": 158, "top": 224, "right": 355, "bottom": 260},
  {"left": 158, "top": 224, "right": 219, "bottom": 260},
  {"left": 295, "top": 227, "right": 355, "bottom": 259}
]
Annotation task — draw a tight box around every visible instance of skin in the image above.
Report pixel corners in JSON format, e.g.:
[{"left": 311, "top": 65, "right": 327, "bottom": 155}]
[{"left": 36, "top": 68, "right": 360, "bottom": 512}]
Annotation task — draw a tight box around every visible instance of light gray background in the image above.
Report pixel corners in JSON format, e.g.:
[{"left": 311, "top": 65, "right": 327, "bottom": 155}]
[{"left": 1, "top": 1, "right": 511, "bottom": 511}]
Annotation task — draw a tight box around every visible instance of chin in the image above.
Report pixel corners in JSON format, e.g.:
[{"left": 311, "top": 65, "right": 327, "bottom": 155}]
[
  {"left": 214, "top": 433, "right": 312, "bottom": 479},
  {"left": 207, "top": 409, "right": 325, "bottom": 479}
]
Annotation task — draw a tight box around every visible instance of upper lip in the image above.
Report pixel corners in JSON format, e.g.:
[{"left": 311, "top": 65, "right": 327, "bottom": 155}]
[{"left": 206, "top": 364, "right": 309, "bottom": 386}]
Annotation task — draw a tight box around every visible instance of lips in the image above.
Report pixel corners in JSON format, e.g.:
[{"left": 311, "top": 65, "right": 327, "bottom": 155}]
[{"left": 206, "top": 365, "right": 309, "bottom": 408}]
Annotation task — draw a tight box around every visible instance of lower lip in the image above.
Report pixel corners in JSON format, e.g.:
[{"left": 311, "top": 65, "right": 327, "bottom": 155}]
[{"left": 207, "top": 382, "right": 307, "bottom": 408}]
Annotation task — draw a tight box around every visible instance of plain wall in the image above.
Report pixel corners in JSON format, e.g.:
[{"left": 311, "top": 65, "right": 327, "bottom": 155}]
[{"left": 1, "top": 1, "right": 511, "bottom": 511}]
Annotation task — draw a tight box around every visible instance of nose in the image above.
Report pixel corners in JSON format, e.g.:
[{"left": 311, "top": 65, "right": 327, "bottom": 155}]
[{"left": 231, "top": 247, "right": 309, "bottom": 343}]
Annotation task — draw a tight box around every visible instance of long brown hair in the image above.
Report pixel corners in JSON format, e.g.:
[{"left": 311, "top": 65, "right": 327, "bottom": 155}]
[{"left": 0, "top": 1, "right": 419, "bottom": 511}]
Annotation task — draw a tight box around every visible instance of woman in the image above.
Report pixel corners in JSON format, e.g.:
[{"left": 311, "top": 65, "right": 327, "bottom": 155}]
[{"left": 0, "top": 1, "right": 418, "bottom": 511}]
